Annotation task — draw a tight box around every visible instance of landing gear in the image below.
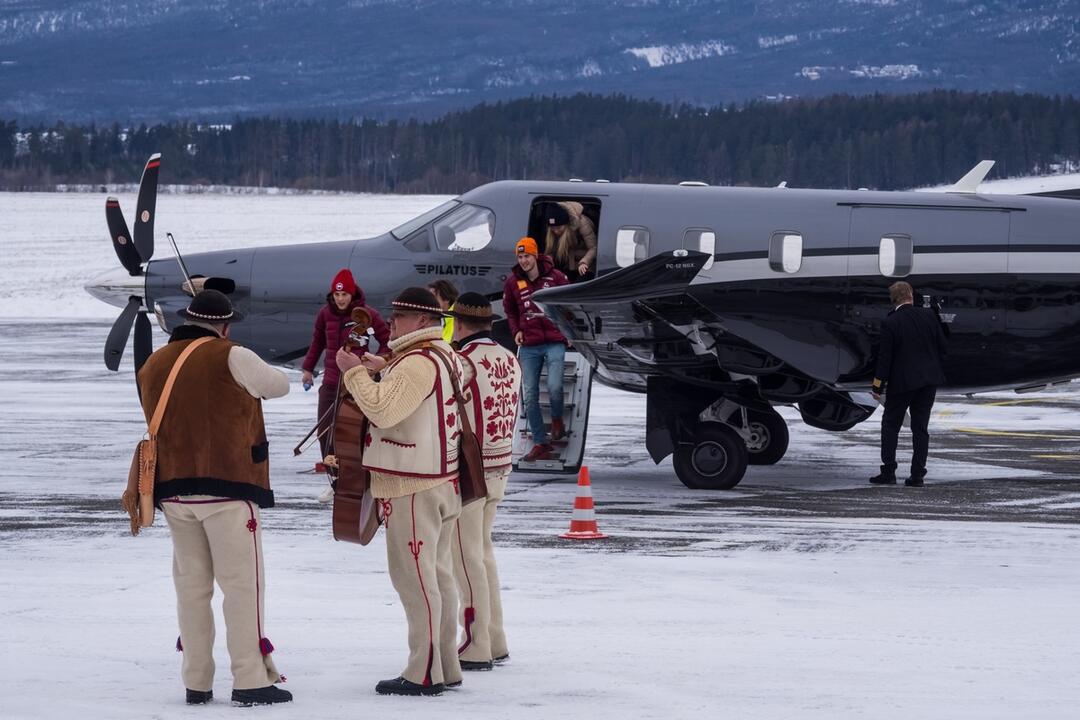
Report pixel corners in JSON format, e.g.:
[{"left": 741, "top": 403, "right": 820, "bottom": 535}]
[
  {"left": 673, "top": 422, "right": 748, "bottom": 490},
  {"left": 745, "top": 409, "right": 789, "bottom": 466}
]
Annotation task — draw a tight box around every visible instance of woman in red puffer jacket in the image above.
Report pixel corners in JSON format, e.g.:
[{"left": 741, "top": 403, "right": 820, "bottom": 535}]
[{"left": 301, "top": 269, "right": 390, "bottom": 468}]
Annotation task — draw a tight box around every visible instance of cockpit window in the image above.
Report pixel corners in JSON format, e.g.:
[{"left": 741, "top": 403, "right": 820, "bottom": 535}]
[
  {"left": 390, "top": 200, "right": 460, "bottom": 240},
  {"left": 432, "top": 204, "right": 495, "bottom": 252}
]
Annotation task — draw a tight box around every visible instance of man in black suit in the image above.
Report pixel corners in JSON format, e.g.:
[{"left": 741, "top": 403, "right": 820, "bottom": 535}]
[{"left": 870, "top": 281, "right": 948, "bottom": 487}]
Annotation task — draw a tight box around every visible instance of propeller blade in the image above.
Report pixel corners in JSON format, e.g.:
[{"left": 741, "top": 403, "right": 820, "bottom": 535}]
[
  {"left": 133, "top": 153, "right": 161, "bottom": 263},
  {"left": 134, "top": 312, "right": 153, "bottom": 373},
  {"left": 104, "top": 296, "right": 141, "bottom": 371},
  {"left": 105, "top": 197, "right": 142, "bottom": 275}
]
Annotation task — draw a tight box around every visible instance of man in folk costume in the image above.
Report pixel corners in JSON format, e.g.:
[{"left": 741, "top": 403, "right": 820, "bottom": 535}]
[
  {"left": 337, "top": 287, "right": 465, "bottom": 696},
  {"left": 448, "top": 293, "right": 521, "bottom": 671},
  {"left": 137, "top": 290, "right": 292, "bottom": 707}
]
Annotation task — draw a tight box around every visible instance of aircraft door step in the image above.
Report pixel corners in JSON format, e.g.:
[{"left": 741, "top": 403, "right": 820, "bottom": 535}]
[{"left": 513, "top": 350, "right": 593, "bottom": 473}]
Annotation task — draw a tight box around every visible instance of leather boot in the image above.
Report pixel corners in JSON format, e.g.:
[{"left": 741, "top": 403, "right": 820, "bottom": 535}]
[
  {"left": 522, "top": 443, "right": 554, "bottom": 462},
  {"left": 375, "top": 676, "right": 445, "bottom": 696},
  {"left": 186, "top": 689, "right": 213, "bottom": 705},
  {"left": 869, "top": 472, "right": 897, "bottom": 485},
  {"left": 460, "top": 660, "right": 494, "bottom": 671},
  {"left": 550, "top": 417, "right": 566, "bottom": 442},
  {"left": 231, "top": 685, "right": 292, "bottom": 706}
]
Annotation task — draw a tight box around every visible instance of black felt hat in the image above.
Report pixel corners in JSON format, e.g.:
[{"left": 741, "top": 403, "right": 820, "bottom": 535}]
[
  {"left": 391, "top": 287, "right": 443, "bottom": 316},
  {"left": 178, "top": 289, "right": 243, "bottom": 322},
  {"left": 448, "top": 292, "right": 492, "bottom": 320},
  {"left": 546, "top": 203, "right": 570, "bottom": 226}
]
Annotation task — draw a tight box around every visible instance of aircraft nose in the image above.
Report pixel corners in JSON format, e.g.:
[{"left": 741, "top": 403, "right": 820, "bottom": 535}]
[{"left": 84, "top": 267, "right": 146, "bottom": 309}]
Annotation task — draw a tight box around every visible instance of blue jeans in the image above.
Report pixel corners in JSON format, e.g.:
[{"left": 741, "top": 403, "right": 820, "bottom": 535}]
[{"left": 518, "top": 343, "right": 565, "bottom": 445}]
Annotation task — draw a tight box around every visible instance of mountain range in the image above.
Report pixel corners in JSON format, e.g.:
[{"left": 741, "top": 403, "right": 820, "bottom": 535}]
[{"left": 1, "top": 0, "right": 1078, "bottom": 122}]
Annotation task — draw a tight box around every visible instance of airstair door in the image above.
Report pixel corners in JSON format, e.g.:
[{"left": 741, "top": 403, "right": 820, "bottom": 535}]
[{"left": 512, "top": 350, "right": 593, "bottom": 473}]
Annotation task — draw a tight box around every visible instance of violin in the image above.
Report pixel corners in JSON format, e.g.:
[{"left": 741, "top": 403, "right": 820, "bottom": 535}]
[{"left": 328, "top": 307, "right": 380, "bottom": 545}]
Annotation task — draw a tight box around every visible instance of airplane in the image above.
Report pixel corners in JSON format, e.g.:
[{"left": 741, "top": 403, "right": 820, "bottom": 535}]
[{"left": 86, "top": 155, "right": 1080, "bottom": 491}]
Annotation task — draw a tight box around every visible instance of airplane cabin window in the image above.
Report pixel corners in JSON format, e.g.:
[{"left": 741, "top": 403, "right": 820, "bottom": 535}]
[
  {"left": 684, "top": 229, "right": 715, "bottom": 269},
  {"left": 402, "top": 229, "right": 431, "bottom": 252},
  {"left": 432, "top": 204, "right": 495, "bottom": 252},
  {"left": 879, "top": 235, "right": 913, "bottom": 277},
  {"left": 616, "top": 227, "right": 650, "bottom": 267},
  {"left": 769, "top": 232, "right": 802, "bottom": 274},
  {"left": 391, "top": 199, "right": 460, "bottom": 240}
]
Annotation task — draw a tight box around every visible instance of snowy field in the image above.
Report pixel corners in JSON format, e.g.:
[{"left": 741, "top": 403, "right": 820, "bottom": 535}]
[{"left": 2, "top": 192, "right": 1079, "bottom": 719}]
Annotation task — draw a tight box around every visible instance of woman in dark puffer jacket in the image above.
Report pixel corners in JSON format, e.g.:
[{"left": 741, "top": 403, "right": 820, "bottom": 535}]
[{"left": 301, "top": 268, "right": 390, "bottom": 497}]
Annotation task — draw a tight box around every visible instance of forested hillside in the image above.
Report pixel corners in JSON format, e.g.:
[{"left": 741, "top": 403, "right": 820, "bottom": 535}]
[{"left": 2, "top": 92, "right": 1078, "bottom": 192}]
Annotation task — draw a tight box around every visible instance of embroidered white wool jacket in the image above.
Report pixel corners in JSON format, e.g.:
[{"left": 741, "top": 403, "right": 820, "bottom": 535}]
[
  {"left": 343, "top": 326, "right": 462, "bottom": 498},
  {"left": 458, "top": 334, "right": 521, "bottom": 471}
]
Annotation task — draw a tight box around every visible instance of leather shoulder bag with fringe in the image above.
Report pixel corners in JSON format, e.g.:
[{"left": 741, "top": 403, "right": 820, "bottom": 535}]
[{"left": 122, "top": 337, "right": 215, "bottom": 535}]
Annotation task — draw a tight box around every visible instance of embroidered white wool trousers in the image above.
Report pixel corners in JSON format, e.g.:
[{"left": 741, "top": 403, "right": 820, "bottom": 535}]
[
  {"left": 381, "top": 480, "right": 463, "bottom": 686},
  {"left": 162, "top": 496, "right": 281, "bottom": 692},
  {"left": 453, "top": 466, "right": 511, "bottom": 662}
]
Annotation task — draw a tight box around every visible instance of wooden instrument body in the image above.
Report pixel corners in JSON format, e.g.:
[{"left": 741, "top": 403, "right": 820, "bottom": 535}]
[{"left": 330, "top": 307, "right": 380, "bottom": 545}]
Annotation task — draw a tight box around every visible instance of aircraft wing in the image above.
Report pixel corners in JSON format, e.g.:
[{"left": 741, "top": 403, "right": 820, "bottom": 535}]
[{"left": 532, "top": 251, "right": 721, "bottom": 391}]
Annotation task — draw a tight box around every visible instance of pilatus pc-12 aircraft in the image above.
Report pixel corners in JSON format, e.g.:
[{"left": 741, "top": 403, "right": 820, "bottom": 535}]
[{"left": 87, "top": 156, "right": 1080, "bottom": 490}]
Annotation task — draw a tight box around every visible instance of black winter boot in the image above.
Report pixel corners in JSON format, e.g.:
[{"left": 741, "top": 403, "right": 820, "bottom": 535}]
[
  {"left": 460, "top": 660, "right": 494, "bottom": 671},
  {"left": 375, "top": 676, "right": 444, "bottom": 696},
  {"left": 186, "top": 689, "right": 213, "bottom": 705},
  {"left": 231, "top": 685, "right": 293, "bottom": 706}
]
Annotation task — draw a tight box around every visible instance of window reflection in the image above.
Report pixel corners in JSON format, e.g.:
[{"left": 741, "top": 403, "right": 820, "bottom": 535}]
[
  {"left": 879, "top": 235, "right": 912, "bottom": 277},
  {"left": 685, "top": 229, "right": 716, "bottom": 269},
  {"left": 616, "top": 227, "right": 650, "bottom": 267},
  {"left": 433, "top": 204, "right": 495, "bottom": 252},
  {"left": 769, "top": 232, "right": 802, "bottom": 274}
]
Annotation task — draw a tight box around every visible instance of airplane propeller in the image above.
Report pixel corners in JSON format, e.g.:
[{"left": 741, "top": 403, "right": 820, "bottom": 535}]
[{"left": 102, "top": 154, "right": 161, "bottom": 373}]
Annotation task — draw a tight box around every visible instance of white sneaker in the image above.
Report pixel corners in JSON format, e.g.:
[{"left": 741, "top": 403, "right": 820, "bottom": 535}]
[{"left": 317, "top": 485, "right": 334, "bottom": 504}]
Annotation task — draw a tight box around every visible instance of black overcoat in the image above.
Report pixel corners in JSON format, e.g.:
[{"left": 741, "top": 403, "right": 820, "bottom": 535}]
[{"left": 873, "top": 304, "right": 948, "bottom": 394}]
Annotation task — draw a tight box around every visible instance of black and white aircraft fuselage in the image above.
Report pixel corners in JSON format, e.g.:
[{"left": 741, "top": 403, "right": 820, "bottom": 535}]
[{"left": 87, "top": 157, "right": 1080, "bottom": 489}]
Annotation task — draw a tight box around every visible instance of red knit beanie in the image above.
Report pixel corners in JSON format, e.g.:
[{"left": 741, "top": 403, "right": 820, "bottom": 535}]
[{"left": 330, "top": 268, "right": 358, "bottom": 295}]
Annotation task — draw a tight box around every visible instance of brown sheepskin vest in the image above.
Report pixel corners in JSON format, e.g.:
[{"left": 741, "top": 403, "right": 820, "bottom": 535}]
[{"left": 138, "top": 335, "right": 273, "bottom": 507}]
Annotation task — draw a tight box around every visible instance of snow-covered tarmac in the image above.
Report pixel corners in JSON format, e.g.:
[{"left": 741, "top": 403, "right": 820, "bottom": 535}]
[{"left": 2, "top": 193, "right": 1079, "bottom": 718}]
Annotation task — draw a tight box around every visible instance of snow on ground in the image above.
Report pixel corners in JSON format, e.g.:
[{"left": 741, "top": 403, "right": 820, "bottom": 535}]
[
  {"left": 4, "top": 517, "right": 1078, "bottom": 720},
  {"left": 2, "top": 193, "right": 1079, "bottom": 718}
]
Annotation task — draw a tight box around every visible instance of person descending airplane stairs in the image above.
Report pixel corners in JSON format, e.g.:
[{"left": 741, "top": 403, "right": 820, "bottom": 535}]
[{"left": 512, "top": 351, "right": 593, "bottom": 473}]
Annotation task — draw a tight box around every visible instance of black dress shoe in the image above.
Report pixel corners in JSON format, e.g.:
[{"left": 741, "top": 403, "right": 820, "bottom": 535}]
[
  {"left": 493, "top": 653, "right": 510, "bottom": 665},
  {"left": 869, "top": 473, "right": 897, "bottom": 485},
  {"left": 231, "top": 685, "right": 292, "bottom": 706},
  {"left": 460, "top": 659, "right": 494, "bottom": 671},
  {"left": 186, "top": 689, "right": 213, "bottom": 705},
  {"left": 375, "top": 676, "right": 444, "bottom": 696},
  {"left": 905, "top": 476, "right": 925, "bottom": 487},
  {"left": 445, "top": 680, "right": 463, "bottom": 689}
]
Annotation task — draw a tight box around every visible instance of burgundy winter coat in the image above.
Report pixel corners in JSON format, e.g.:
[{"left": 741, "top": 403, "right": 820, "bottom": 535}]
[
  {"left": 302, "top": 293, "right": 390, "bottom": 387},
  {"left": 502, "top": 255, "right": 569, "bottom": 346}
]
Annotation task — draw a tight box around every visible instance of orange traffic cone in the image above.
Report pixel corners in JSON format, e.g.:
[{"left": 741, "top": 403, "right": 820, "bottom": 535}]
[{"left": 560, "top": 466, "right": 607, "bottom": 540}]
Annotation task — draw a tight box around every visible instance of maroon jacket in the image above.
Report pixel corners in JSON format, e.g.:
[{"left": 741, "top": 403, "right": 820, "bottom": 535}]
[
  {"left": 302, "top": 292, "right": 390, "bottom": 386},
  {"left": 502, "top": 255, "right": 569, "bottom": 346}
]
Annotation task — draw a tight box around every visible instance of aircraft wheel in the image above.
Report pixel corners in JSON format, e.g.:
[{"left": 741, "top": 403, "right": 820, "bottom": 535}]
[
  {"left": 745, "top": 410, "right": 789, "bottom": 466},
  {"left": 673, "top": 422, "right": 748, "bottom": 490}
]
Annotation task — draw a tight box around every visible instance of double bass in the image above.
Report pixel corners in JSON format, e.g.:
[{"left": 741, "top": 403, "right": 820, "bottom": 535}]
[{"left": 294, "top": 307, "right": 380, "bottom": 545}]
